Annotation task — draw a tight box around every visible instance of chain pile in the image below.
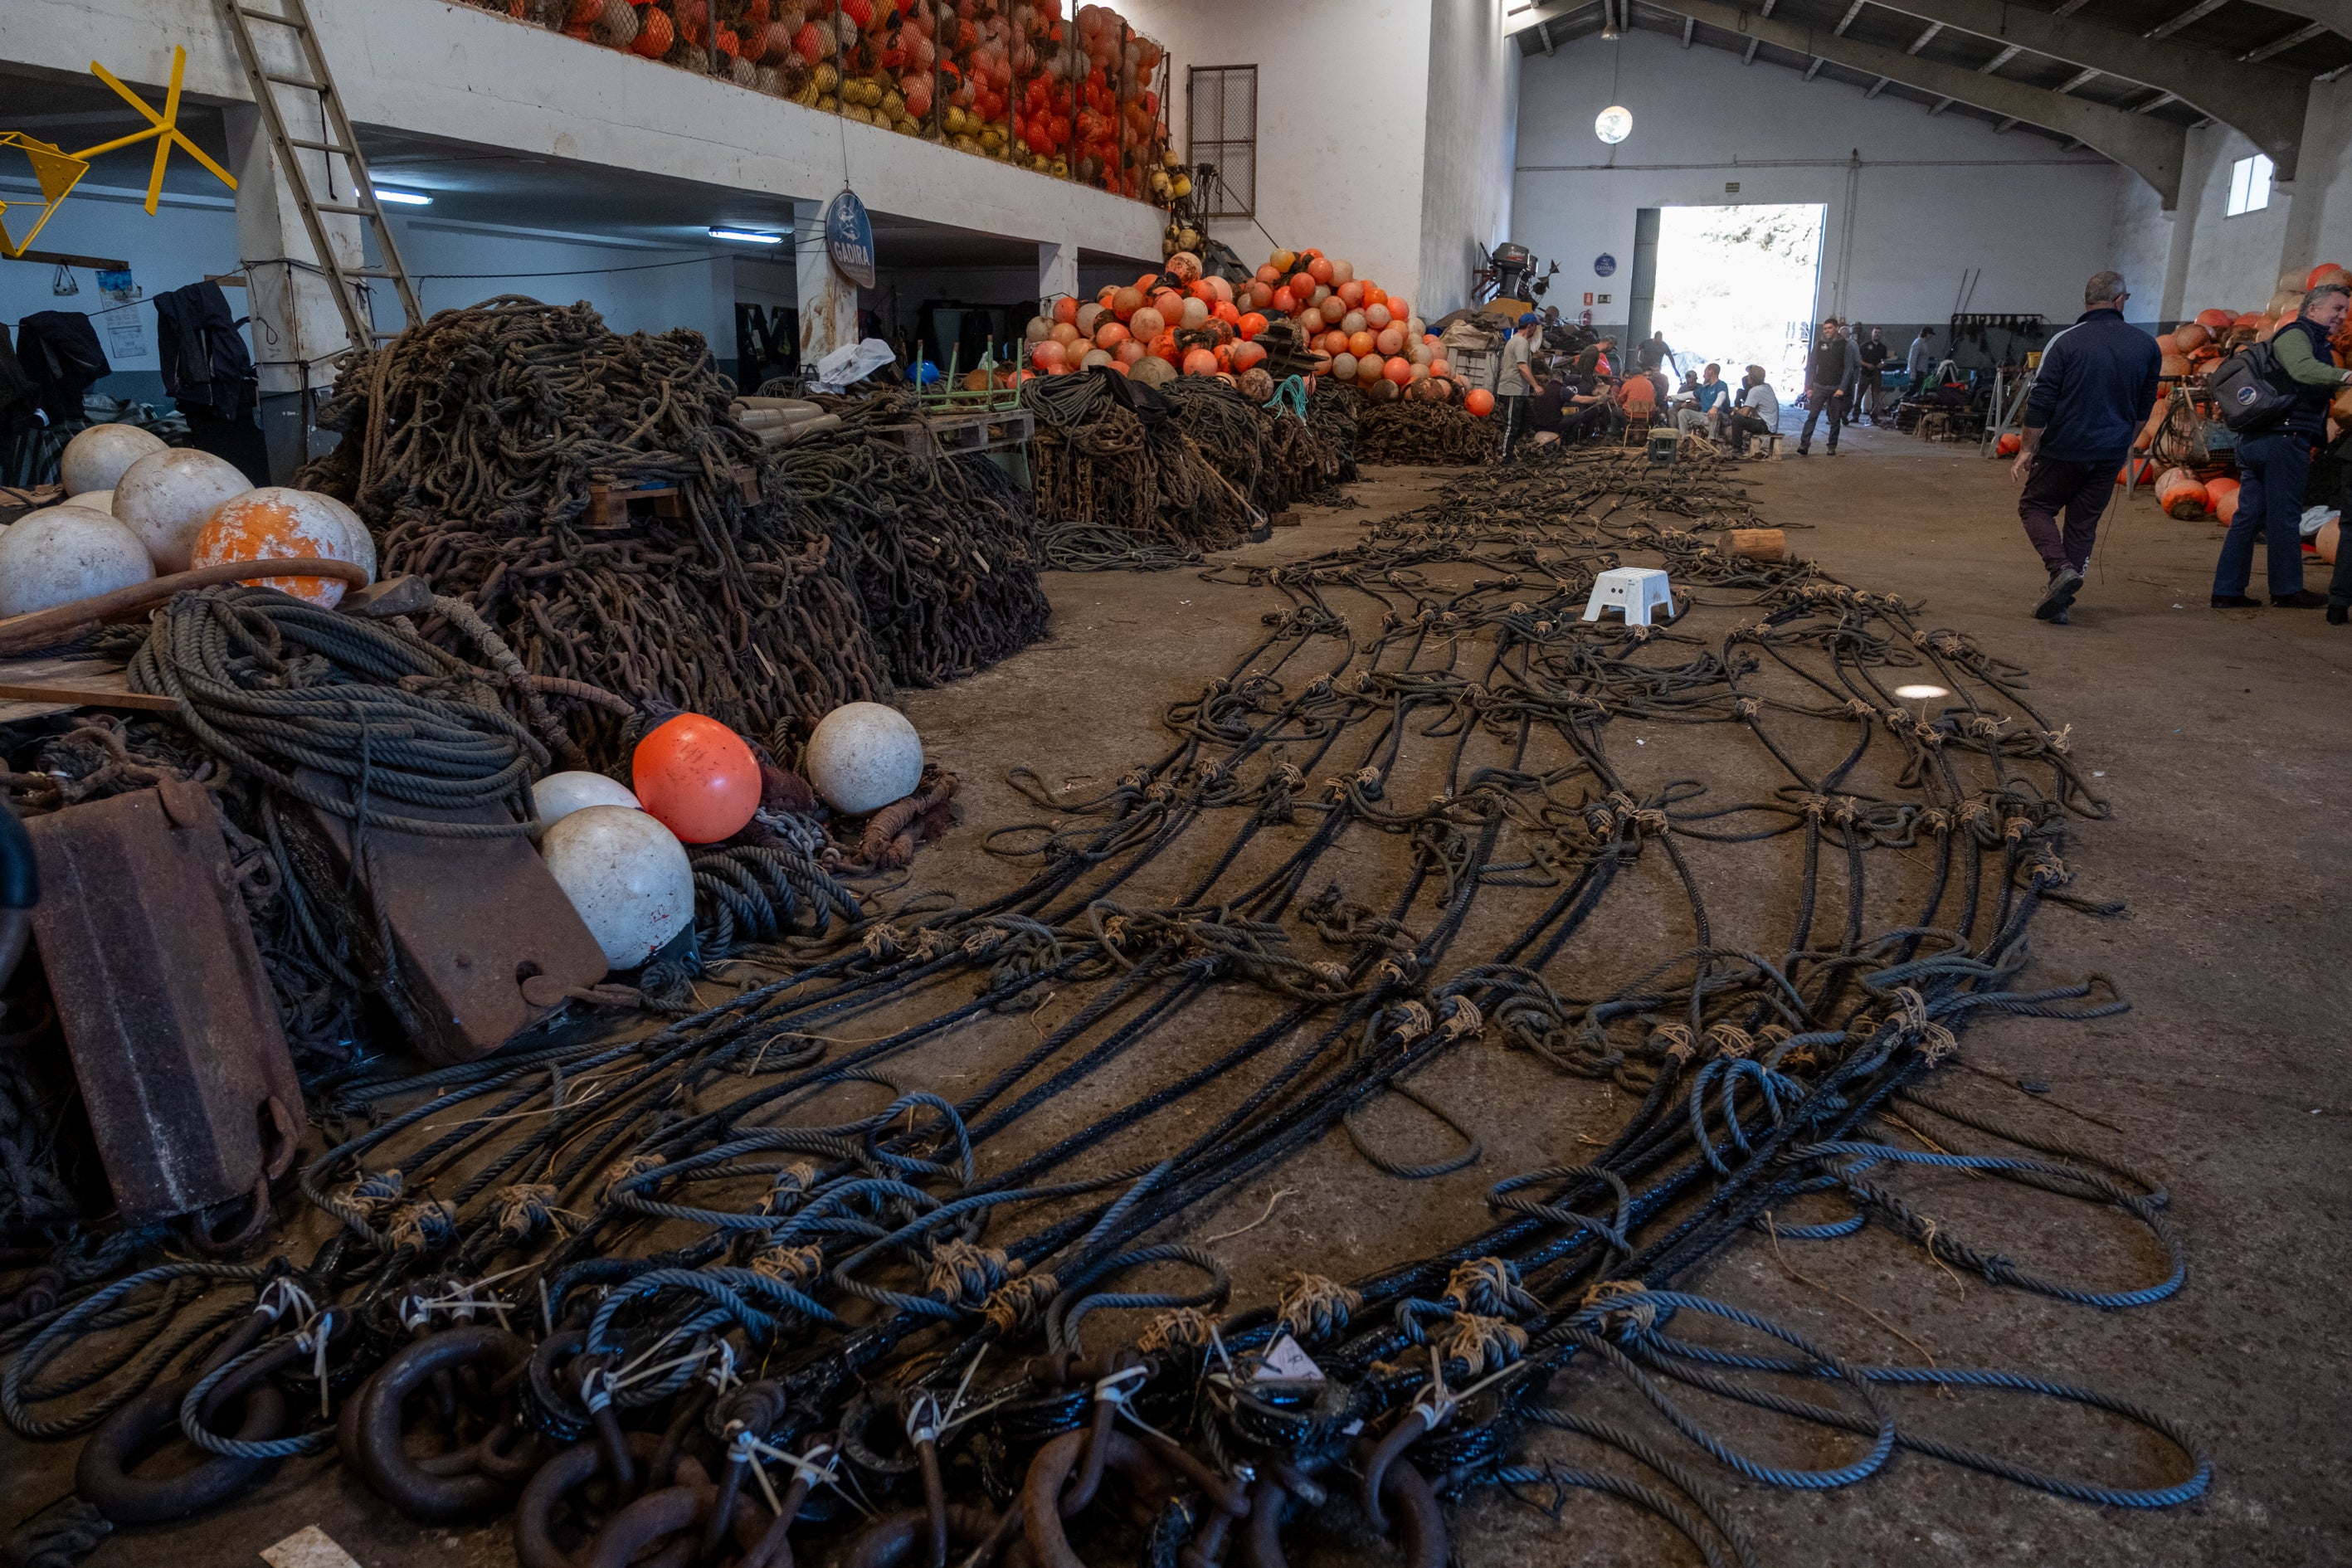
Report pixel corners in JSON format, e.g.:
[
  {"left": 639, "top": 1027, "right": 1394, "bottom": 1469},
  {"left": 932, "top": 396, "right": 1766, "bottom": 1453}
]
[
  {"left": 299, "top": 297, "right": 887, "bottom": 762},
  {"left": 0, "top": 446, "right": 2206, "bottom": 1568}
]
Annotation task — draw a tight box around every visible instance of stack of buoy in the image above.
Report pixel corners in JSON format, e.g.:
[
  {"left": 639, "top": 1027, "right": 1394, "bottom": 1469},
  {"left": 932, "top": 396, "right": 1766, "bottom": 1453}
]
[
  {"left": 0, "top": 425, "right": 375, "bottom": 620},
  {"left": 1022, "top": 246, "right": 1458, "bottom": 411}
]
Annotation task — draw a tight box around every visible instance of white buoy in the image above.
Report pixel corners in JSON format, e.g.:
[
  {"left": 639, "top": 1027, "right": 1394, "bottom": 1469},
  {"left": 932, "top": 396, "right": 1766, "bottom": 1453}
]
[
  {"left": 112, "top": 449, "right": 251, "bottom": 572},
  {"left": 0, "top": 505, "right": 156, "bottom": 616},
  {"left": 540, "top": 805, "right": 694, "bottom": 968},
  {"left": 60, "top": 425, "right": 168, "bottom": 497},
  {"left": 306, "top": 489, "right": 377, "bottom": 581},
  {"left": 72, "top": 490, "right": 114, "bottom": 519},
  {"left": 533, "top": 771, "right": 641, "bottom": 826},
  {"left": 805, "top": 701, "right": 923, "bottom": 815}
]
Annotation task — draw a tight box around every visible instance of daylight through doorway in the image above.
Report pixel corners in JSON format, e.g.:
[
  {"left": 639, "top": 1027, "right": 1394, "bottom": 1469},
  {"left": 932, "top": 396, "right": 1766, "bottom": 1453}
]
[{"left": 1647, "top": 202, "right": 1826, "bottom": 399}]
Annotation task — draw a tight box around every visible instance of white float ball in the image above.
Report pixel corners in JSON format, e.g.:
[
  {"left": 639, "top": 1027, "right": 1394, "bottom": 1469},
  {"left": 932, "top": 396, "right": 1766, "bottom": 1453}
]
[
  {"left": 74, "top": 490, "right": 114, "bottom": 518},
  {"left": 111, "top": 448, "right": 251, "bottom": 572},
  {"left": 0, "top": 505, "right": 155, "bottom": 616},
  {"left": 60, "top": 424, "right": 168, "bottom": 497},
  {"left": 540, "top": 804, "right": 694, "bottom": 968},
  {"left": 1333, "top": 352, "right": 1358, "bottom": 381},
  {"left": 806, "top": 701, "right": 923, "bottom": 815},
  {"left": 534, "top": 771, "right": 642, "bottom": 826},
  {"left": 307, "top": 489, "right": 377, "bottom": 581}
]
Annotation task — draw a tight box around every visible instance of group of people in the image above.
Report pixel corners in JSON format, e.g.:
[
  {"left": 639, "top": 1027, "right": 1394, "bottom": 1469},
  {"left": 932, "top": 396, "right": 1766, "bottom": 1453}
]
[
  {"left": 2013, "top": 268, "right": 2352, "bottom": 623},
  {"left": 1494, "top": 314, "right": 1783, "bottom": 458},
  {"left": 1792, "top": 319, "right": 1930, "bottom": 455}
]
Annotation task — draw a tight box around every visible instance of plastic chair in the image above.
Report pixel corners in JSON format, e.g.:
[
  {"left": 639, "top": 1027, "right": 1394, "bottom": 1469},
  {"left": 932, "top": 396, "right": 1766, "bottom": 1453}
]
[{"left": 1582, "top": 567, "right": 1677, "bottom": 627}]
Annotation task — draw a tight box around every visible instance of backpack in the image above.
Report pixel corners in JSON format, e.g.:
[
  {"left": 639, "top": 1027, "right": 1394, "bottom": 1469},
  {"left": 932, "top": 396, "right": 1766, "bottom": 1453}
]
[{"left": 2206, "top": 339, "right": 2298, "bottom": 433}]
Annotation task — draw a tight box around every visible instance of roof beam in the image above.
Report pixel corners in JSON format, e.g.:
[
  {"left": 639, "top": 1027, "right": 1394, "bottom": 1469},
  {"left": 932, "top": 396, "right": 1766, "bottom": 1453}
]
[
  {"left": 1994, "top": 114, "right": 2020, "bottom": 129},
  {"left": 2054, "top": 65, "right": 2101, "bottom": 90},
  {"left": 1862, "top": 0, "right": 2310, "bottom": 178},
  {"left": 1867, "top": 75, "right": 1892, "bottom": 94},
  {"left": 1980, "top": 42, "right": 2024, "bottom": 71},
  {"left": 1635, "top": 0, "right": 2186, "bottom": 203},
  {"left": 2145, "top": 0, "right": 2231, "bottom": 38},
  {"left": 1906, "top": 21, "right": 1944, "bottom": 49},
  {"left": 1834, "top": 0, "right": 1868, "bottom": 32},
  {"left": 1744, "top": 35, "right": 1763, "bottom": 61},
  {"left": 2243, "top": 20, "right": 2327, "bottom": 59},
  {"left": 1929, "top": 95, "right": 1955, "bottom": 111},
  {"left": 1682, "top": 13, "right": 1697, "bottom": 44},
  {"left": 1804, "top": 55, "right": 1828, "bottom": 76}
]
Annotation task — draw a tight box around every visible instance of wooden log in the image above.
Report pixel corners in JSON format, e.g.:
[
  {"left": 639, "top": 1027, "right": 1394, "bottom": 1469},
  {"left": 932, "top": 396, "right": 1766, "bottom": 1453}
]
[{"left": 1726, "top": 528, "right": 1786, "bottom": 563}]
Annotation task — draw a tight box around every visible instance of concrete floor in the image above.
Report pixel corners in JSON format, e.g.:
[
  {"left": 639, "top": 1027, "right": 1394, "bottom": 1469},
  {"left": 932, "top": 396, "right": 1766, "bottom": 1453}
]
[{"left": 6, "top": 423, "right": 2347, "bottom": 1566}]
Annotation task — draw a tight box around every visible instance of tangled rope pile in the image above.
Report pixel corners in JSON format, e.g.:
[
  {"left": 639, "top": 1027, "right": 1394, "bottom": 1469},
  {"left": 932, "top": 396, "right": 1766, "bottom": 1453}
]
[
  {"left": 1356, "top": 397, "right": 1505, "bottom": 465},
  {"left": 1023, "top": 370, "right": 1351, "bottom": 565},
  {"left": 300, "top": 297, "right": 888, "bottom": 762},
  {"left": 0, "top": 445, "right": 2203, "bottom": 1568}
]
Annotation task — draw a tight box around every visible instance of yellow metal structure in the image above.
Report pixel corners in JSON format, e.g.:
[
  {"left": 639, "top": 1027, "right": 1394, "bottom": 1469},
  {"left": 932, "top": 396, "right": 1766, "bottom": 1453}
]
[{"left": 0, "top": 46, "right": 238, "bottom": 261}]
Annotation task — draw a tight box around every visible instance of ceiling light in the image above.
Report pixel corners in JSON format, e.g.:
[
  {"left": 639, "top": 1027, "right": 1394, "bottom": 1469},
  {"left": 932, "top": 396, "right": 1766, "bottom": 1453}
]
[
  {"left": 709, "top": 226, "right": 785, "bottom": 244},
  {"left": 1892, "top": 684, "right": 1950, "bottom": 701},
  {"left": 1595, "top": 105, "right": 1633, "bottom": 144},
  {"left": 373, "top": 187, "right": 432, "bottom": 206}
]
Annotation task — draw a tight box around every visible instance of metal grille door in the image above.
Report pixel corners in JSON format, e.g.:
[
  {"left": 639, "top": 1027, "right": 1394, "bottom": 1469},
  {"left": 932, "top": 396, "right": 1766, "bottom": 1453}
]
[{"left": 1186, "top": 66, "right": 1256, "bottom": 218}]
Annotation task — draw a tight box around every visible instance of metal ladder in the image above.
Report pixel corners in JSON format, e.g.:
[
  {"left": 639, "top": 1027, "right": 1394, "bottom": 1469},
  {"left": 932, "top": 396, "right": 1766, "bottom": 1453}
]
[{"left": 210, "top": 0, "right": 421, "bottom": 352}]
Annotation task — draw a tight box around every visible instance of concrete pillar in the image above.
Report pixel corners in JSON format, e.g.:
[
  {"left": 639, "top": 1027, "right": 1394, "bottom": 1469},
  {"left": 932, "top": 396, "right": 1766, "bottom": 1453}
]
[
  {"left": 1038, "top": 240, "right": 1079, "bottom": 316},
  {"left": 795, "top": 199, "right": 858, "bottom": 369},
  {"left": 706, "top": 252, "right": 737, "bottom": 382},
  {"left": 223, "top": 104, "right": 368, "bottom": 482}
]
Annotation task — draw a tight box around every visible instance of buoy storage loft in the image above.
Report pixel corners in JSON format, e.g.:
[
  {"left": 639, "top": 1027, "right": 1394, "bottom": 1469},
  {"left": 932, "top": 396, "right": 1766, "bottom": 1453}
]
[{"left": 0, "top": 3, "right": 2346, "bottom": 1567}]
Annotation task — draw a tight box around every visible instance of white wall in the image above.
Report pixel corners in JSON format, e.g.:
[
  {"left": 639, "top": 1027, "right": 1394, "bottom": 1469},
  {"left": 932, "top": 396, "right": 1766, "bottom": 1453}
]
[
  {"left": 1515, "top": 30, "right": 2121, "bottom": 338},
  {"left": 1419, "top": 0, "right": 1519, "bottom": 318},
  {"left": 2107, "top": 82, "right": 2352, "bottom": 327},
  {"left": 1120, "top": 0, "right": 1438, "bottom": 303}
]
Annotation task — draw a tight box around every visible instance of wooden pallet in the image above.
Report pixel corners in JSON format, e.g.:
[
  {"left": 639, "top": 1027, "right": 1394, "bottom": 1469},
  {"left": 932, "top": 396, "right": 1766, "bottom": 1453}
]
[{"left": 880, "top": 407, "right": 1037, "bottom": 458}]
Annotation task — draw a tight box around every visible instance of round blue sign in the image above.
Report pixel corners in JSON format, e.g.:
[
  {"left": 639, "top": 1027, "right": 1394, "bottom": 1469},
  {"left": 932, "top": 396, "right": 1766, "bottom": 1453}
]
[
  {"left": 1594, "top": 253, "right": 1617, "bottom": 278},
  {"left": 825, "top": 189, "right": 876, "bottom": 289}
]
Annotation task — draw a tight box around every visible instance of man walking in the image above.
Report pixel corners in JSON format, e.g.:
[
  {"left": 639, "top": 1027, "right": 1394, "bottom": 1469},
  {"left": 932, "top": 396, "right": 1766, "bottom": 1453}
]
[
  {"left": 1856, "top": 328, "right": 1889, "bottom": 423},
  {"left": 1797, "top": 322, "right": 1848, "bottom": 455},
  {"left": 2009, "top": 270, "right": 2160, "bottom": 622}
]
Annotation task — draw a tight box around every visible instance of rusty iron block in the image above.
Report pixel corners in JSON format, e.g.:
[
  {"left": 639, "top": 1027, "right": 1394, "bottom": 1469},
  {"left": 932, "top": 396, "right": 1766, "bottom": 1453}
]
[
  {"left": 300, "top": 775, "right": 606, "bottom": 1066},
  {"left": 27, "top": 782, "right": 302, "bottom": 1225}
]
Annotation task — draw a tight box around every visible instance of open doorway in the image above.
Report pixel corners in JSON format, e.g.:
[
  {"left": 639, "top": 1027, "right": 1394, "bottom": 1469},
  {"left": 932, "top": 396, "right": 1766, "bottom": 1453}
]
[{"left": 1643, "top": 203, "right": 1826, "bottom": 400}]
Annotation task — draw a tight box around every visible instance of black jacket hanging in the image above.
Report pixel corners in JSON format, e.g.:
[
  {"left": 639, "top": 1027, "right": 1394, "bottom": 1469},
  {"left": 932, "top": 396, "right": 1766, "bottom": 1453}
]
[
  {"left": 153, "top": 281, "right": 258, "bottom": 420},
  {"left": 13, "top": 312, "right": 110, "bottom": 423},
  {"left": 0, "top": 325, "right": 37, "bottom": 436}
]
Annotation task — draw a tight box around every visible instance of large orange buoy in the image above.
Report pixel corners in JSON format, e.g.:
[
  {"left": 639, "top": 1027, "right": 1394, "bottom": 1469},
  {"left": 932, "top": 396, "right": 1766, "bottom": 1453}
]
[
  {"left": 1181, "top": 347, "right": 1219, "bottom": 376},
  {"left": 632, "top": 713, "right": 760, "bottom": 844},
  {"left": 1095, "top": 320, "right": 1130, "bottom": 348},
  {"left": 1347, "top": 329, "right": 1376, "bottom": 358},
  {"left": 1113, "top": 286, "right": 1143, "bottom": 319},
  {"left": 191, "top": 487, "right": 373, "bottom": 606},
  {"left": 2153, "top": 466, "right": 2210, "bottom": 519},
  {"left": 1237, "top": 311, "right": 1267, "bottom": 339},
  {"left": 2194, "top": 308, "right": 2233, "bottom": 330},
  {"left": 1053, "top": 296, "right": 1079, "bottom": 325},
  {"left": 2308, "top": 263, "right": 2350, "bottom": 290},
  {"left": 2205, "top": 475, "right": 2241, "bottom": 526},
  {"left": 1382, "top": 356, "right": 1411, "bottom": 386},
  {"left": 1032, "top": 339, "right": 1067, "bottom": 370},
  {"left": 1465, "top": 388, "right": 1495, "bottom": 416},
  {"left": 1996, "top": 431, "right": 2022, "bottom": 456},
  {"left": 2115, "top": 458, "right": 2155, "bottom": 486}
]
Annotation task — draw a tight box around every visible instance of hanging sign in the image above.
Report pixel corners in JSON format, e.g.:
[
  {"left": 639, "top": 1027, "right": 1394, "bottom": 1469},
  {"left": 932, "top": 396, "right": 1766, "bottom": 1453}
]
[
  {"left": 824, "top": 189, "right": 876, "bottom": 288},
  {"left": 1594, "top": 253, "right": 1617, "bottom": 278}
]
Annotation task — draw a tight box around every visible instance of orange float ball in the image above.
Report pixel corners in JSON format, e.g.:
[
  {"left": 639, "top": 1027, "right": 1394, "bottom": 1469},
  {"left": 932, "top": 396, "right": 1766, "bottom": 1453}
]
[
  {"left": 1429, "top": 358, "right": 1451, "bottom": 378},
  {"left": 1212, "top": 299, "right": 1241, "bottom": 326},
  {"left": 192, "top": 489, "right": 369, "bottom": 607},
  {"left": 1053, "top": 297, "right": 1078, "bottom": 325},
  {"left": 1051, "top": 322, "right": 1082, "bottom": 348},
  {"left": 1097, "top": 320, "right": 1131, "bottom": 348},
  {"left": 1206, "top": 276, "right": 1234, "bottom": 305},
  {"left": 1214, "top": 345, "right": 1234, "bottom": 371},
  {"left": 1150, "top": 331, "right": 1179, "bottom": 361},
  {"left": 1363, "top": 285, "right": 1386, "bottom": 309},
  {"left": 1289, "top": 272, "right": 1315, "bottom": 297},
  {"left": 1032, "top": 340, "right": 1066, "bottom": 369},
  {"left": 1256, "top": 264, "right": 1282, "bottom": 285},
  {"left": 1383, "top": 356, "right": 1411, "bottom": 385},
  {"left": 1238, "top": 311, "right": 1268, "bottom": 339},
  {"left": 1152, "top": 289, "right": 1185, "bottom": 318},
  {"left": 1376, "top": 326, "right": 1405, "bottom": 357},
  {"left": 1136, "top": 272, "right": 1160, "bottom": 292},
  {"left": 1337, "top": 280, "right": 1366, "bottom": 309},
  {"left": 1113, "top": 286, "right": 1143, "bottom": 319},
  {"left": 2308, "top": 264, "right": 2348, "bottom": 290},
  {"left": 1322, "top": 329, "right": 1349, "bottom": 356},
  {"left": 1307, "top": 257, "right": 1334, "bottom": 285},
  {"left": 1465, "top": 387, "right": 1495, "bottom": 416},
  {"left": 1319, "top": 296, "right": 1346, "bottom": 324},
  {"left": 1181, "top": 347, "right": 1220, "bottom": 376},
  {"left": 1387, "top": 296, "right": 1411, "bottom": 321},
  {"left": 1272, "top": 288, "right": 1298, "bottom": 315},
  {"left": 1115, "top": 338, "right": 1147, "bottom": 364},
  {"left": 1232, "top": 341, "right": 1267, "bottom": 370},
  {"left": 634, "top": 714, "right": 760, "bottom": 845},
  {"left": 1246, "top": 281, "right": 1274, "bottom": 311},
  {"left": 1189, "top": 280, "right": 1217, "bottom": 303},
  {"left": 1348, "top": 329, "right": 1376, "bottom": 358}
]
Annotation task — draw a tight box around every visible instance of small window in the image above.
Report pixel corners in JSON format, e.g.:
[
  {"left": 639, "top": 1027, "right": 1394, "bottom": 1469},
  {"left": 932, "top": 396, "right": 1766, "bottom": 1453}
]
[
  {"left": 1187, "top": 66, "right": 1257, "bottom": 218},
  {"left": 2227, "top": 153, "right": 2273, "bottom": 217}
]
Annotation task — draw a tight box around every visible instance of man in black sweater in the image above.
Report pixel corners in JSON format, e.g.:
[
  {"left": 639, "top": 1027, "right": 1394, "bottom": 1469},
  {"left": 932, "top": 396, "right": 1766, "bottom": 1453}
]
[
  {"left": 1796, "top": 323, "right": 1848, "bottom": 455},
  {"left": 2011, "top": 270, "right": 2160, "bottom": 622}
]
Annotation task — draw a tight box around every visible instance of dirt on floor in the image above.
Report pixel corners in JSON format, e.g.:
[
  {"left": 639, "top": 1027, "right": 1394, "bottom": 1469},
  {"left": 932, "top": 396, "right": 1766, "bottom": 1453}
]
[{"left": 5, "top": 420, "right": 2347, "bottom": 1567}]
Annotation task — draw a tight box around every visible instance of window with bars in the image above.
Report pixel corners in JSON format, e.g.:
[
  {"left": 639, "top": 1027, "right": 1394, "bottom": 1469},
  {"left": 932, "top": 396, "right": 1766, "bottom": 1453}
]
[{"left": 1187, "top": 66, "right": 1257, "bottom": 218}]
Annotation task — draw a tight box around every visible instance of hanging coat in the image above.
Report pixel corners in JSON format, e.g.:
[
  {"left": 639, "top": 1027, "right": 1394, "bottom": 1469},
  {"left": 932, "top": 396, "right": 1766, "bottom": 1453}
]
[
  {"left": 14, "top": 312, "right": 110, "bottom": 423},
  {"left": 153, "top": 281, "right": 259, "bottom": 420}
]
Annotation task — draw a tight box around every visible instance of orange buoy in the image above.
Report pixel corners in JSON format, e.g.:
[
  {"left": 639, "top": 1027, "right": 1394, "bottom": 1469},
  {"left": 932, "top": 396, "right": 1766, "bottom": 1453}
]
[
  {"left": 1465, "top": 388, "right": 1495, "bottom": 416},
  {"left": 1238, "top": 312, "right": 1268, "bottom": 339},
  {"left": 1053, "top": 296, "right": 1079, "bottom": 325},
  {"left": 2206, "top": 476, "right": 2241, "bottom": 525},
  {"left": 2114, "top": 459, "right": 2155, "bottom": 486},
  {"left": 2153, "top": 466, "right": 2210, "bottom": 519},
  {"left": 191, "top": 487, "right": 372, "bottom": 607},
  {"left": 2171, "top": 323, "right": 2210, "bottom": 353},
  {"left": 2194, "top": 308, "right": 2233, "bottom": 330},
  {"left": 2308, "top": 263, "right": 2350, "bottom": 290},
  {"left": 1996, "top": 432, "right": 2022, "bottom": 456},
  {"left": 1181, "top": 347, "right": 1219, "bottom": 376},
  {"left": 1347, "top": 329, "right": 1375, "bottom": 358},
  {"left": 1096, "top": 320, "right": 1130, "bottom": 348},
  {"left": 1033, "top": 339, "right": 1067, "bottom": 369},
  {"left": 1382, "top": 356, "right": 1411, "bottom": 386},
  {"left": 633, "top": 713, "right": 761, "bottom": 844}
]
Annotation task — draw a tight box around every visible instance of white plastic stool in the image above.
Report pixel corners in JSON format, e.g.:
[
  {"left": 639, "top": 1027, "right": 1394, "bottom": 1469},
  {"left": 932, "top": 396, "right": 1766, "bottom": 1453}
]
[{"left": 1583, "top": 567, "right": 1677, "bottom": 626}]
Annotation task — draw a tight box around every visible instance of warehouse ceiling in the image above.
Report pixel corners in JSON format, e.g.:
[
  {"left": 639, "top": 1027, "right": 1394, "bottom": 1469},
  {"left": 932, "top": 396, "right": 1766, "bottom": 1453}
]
[{"left": 1510, "top": 0, "right": 2349, "bottom": 160}]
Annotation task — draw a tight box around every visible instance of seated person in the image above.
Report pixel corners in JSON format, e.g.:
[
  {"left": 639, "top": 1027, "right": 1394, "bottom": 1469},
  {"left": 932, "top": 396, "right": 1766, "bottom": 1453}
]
[
  {"left": 1619, "top": 373, "right": 1658, "bottom": 425},
  {"left": 1677, "top": 363, "right": 1731, "bottom": 438},
  {"left": 1725, "top": 365, "right": 1781, "bottom": 454}
]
